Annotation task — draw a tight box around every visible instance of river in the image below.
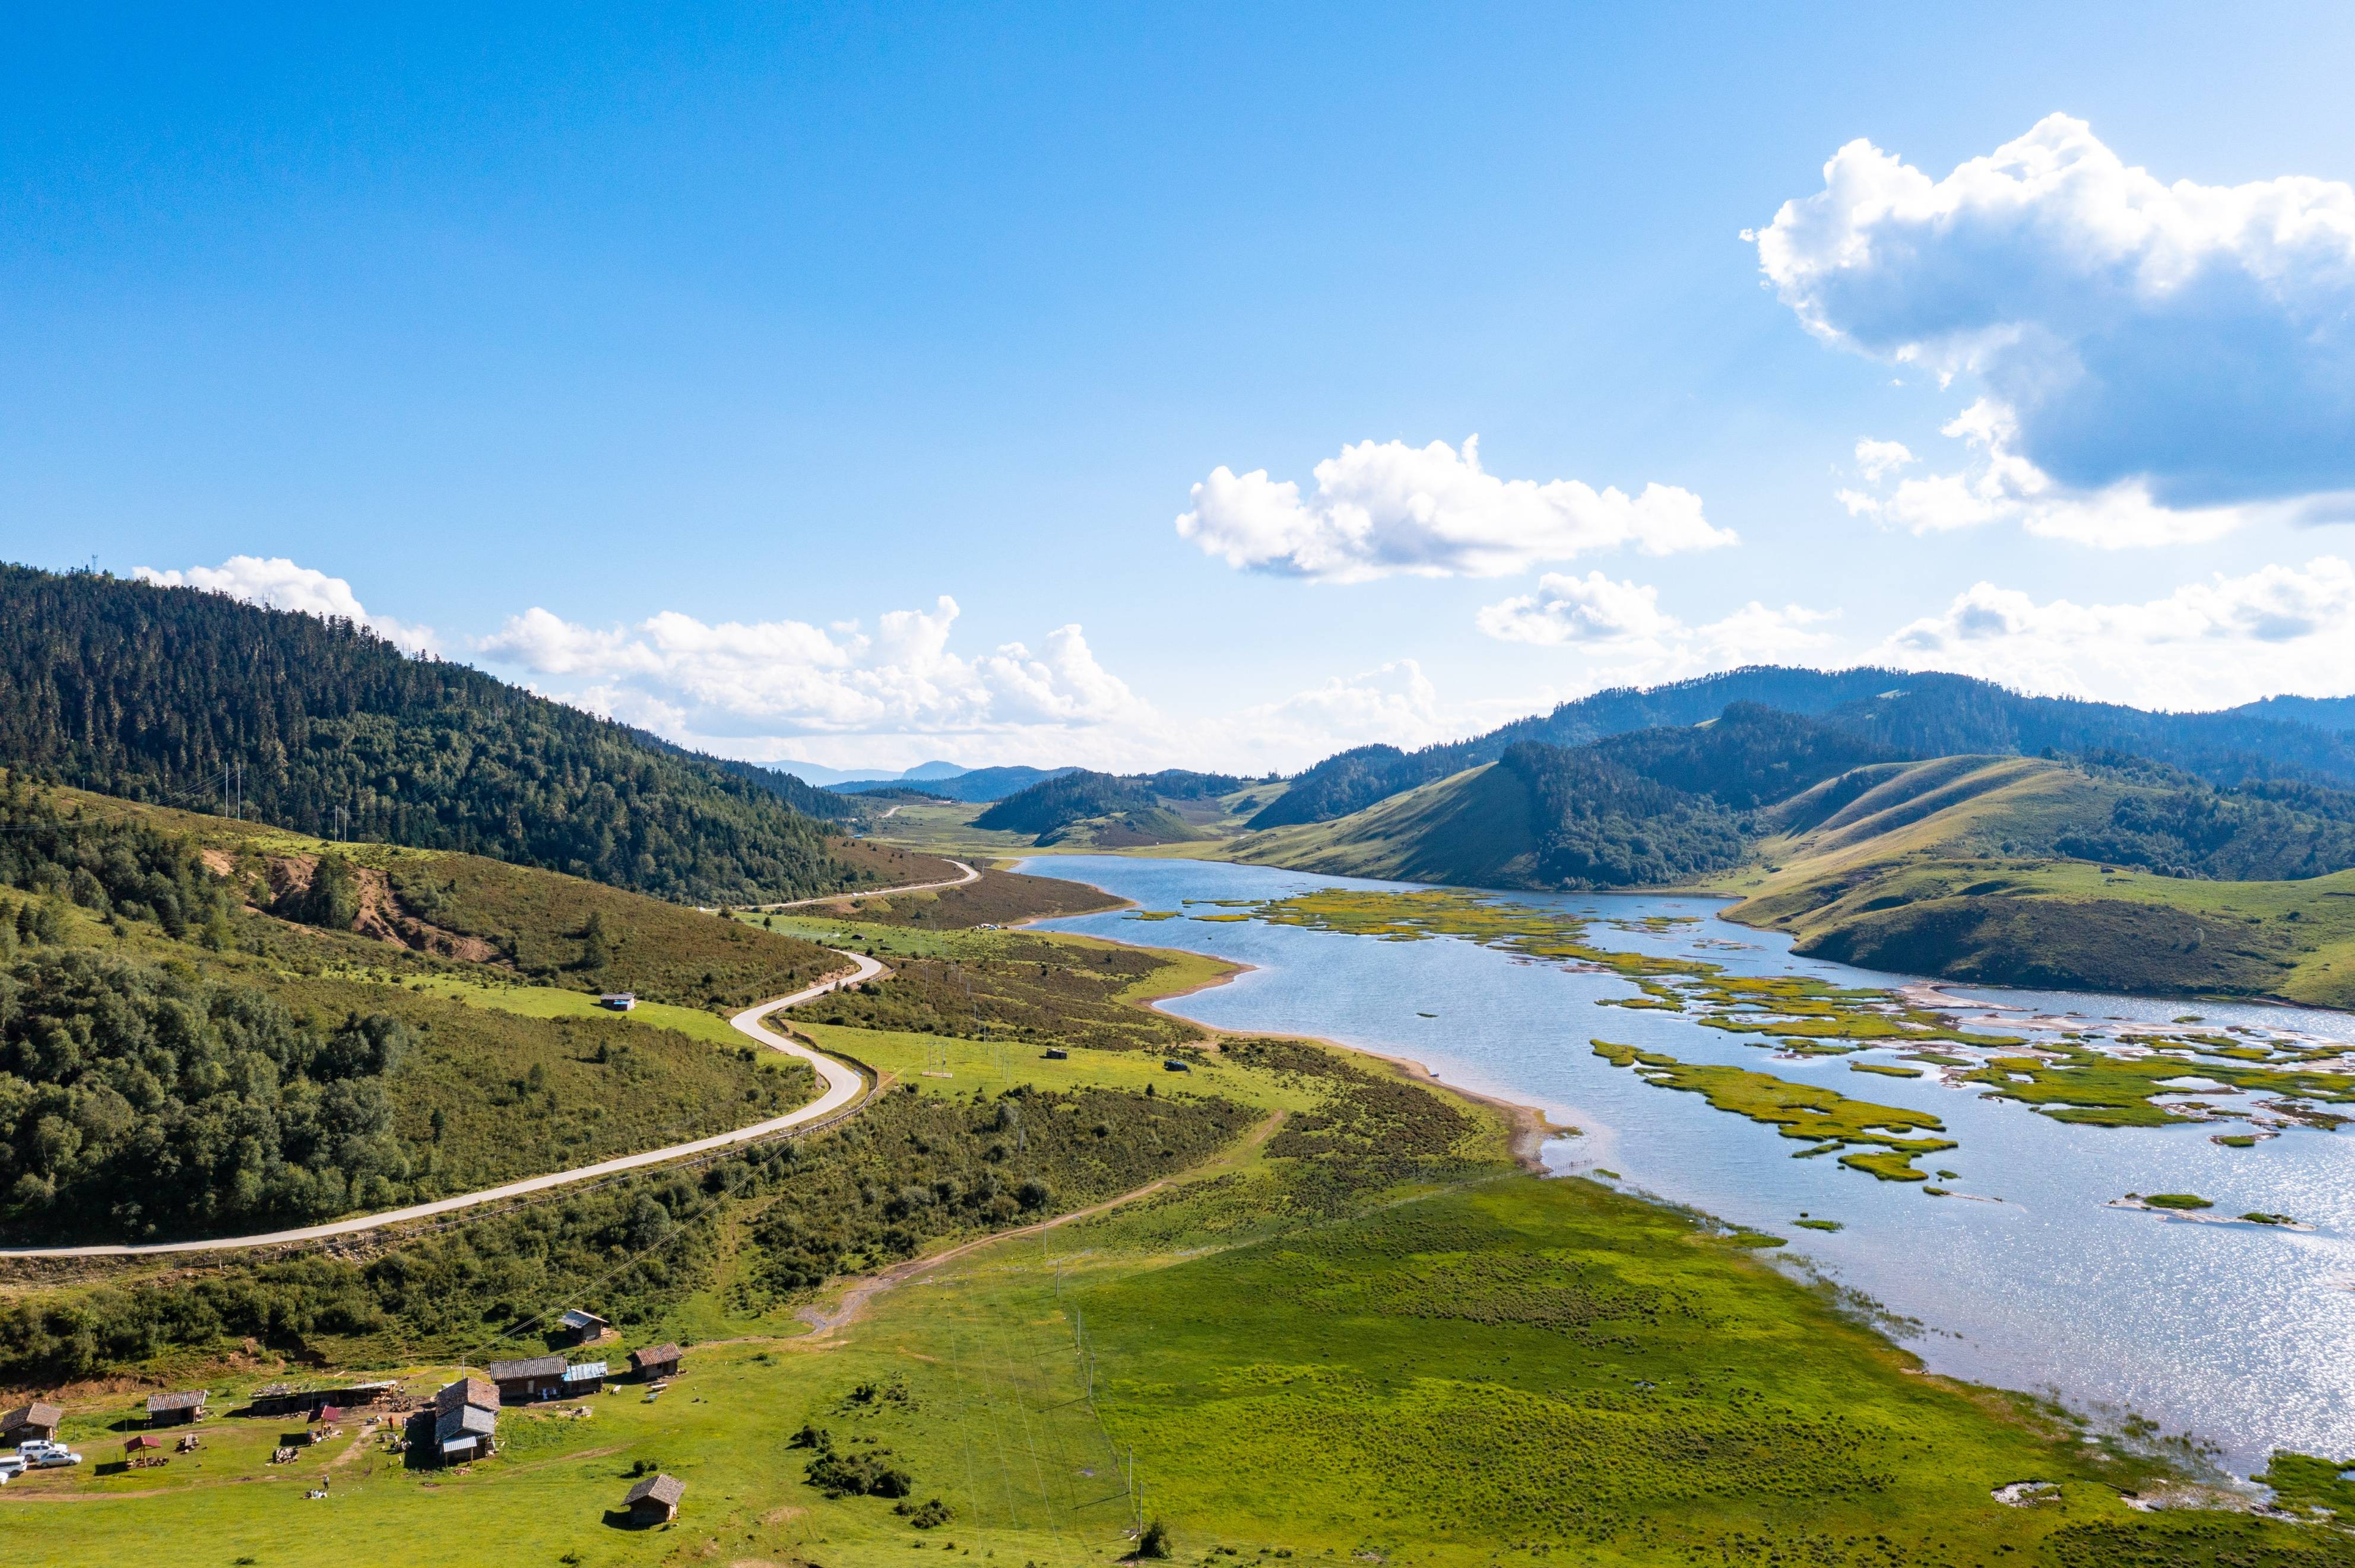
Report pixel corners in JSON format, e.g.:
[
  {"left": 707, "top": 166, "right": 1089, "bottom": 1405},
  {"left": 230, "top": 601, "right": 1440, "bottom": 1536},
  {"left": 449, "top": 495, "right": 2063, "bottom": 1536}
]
[{"left": 1026, "top": 853, "right": 2355, "bottom": 1480}]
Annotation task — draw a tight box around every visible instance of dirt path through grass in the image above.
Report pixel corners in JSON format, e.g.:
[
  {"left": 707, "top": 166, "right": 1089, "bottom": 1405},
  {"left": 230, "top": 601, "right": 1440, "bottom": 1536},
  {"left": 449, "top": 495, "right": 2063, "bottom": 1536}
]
[{"left": 790, "top": 1107, "right": 1290, "bottom": 1343}]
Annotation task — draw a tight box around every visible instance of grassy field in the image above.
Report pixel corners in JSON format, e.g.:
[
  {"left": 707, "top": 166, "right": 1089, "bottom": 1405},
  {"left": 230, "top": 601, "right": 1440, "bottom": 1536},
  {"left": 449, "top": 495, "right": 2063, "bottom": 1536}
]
[
  {"left": 749, "top": 910, "right": 1235, "bottom": 1053},
  {"left": 785, "top": 865, "right": 1127, "bottom": 930}
]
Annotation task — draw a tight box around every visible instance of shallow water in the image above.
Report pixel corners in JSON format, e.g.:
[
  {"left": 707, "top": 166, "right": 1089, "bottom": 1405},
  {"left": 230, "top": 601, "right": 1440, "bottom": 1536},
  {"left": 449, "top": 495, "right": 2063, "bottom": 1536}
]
[{"left": 1028, "top": 854, "right": 2355, "bottom": 1477}]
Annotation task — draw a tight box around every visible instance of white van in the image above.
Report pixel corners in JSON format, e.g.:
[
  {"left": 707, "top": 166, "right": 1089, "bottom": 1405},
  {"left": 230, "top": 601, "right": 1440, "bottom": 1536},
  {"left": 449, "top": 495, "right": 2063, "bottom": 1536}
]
[{"left": 17, "top": 1439, "right": 81, "bottom": 1468}]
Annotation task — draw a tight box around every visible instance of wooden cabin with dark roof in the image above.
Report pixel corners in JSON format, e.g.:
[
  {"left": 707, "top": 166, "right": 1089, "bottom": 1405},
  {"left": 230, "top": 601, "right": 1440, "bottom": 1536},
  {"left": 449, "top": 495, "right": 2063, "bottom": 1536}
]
[
  {"left": 435, "top": 1402, "right": 497, "bottom": 1462},
  {"left": 558, "top": 1307, "right": 614, "bottom": 1345},
  {"left": 485, "top": 1355, "right": 570, "bottom": 1403},
  {"left": 624, "top": 1472, "right": 686, "bottom": 1525},
  {"left": 145, "top": 1390, "right": 208, "bottom": 1426},
  {"left": 433, "top": 1377, "right": 498, "bottom": 1417},
  {"left": 2, "top": 1401, "right": 63, "bottom": 1442},
  {"left": 627, "top": 1343, "right": 682, "bottom": 1381},
  {"left": 431, "top": 1376, "right": 501, "bottom": 1464}
]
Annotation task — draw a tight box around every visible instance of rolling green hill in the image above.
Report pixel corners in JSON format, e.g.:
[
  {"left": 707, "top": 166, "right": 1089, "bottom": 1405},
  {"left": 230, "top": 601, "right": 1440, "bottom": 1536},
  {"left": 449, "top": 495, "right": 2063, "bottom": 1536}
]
[
  {"left": 1235, "top": 706, "right": 1886, "bottom": 889},
  {"left": 0, "top": 775, "right": 857, "bottom": 1245},
  {"left": 1719, "top": 757, "right": 2355, "bottom": 1007},
  {"left": 0, "top": 563, "right": 914, "bottom": 906}
]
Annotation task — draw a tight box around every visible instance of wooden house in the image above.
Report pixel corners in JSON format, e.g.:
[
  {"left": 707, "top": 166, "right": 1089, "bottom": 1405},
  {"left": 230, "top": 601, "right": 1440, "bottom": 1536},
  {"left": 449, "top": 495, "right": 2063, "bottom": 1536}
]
[
  {"left": 432, "top": 1377, "right": 500, "bottom": 1463},
  {"left": 486, "top": 1355, "right": 570, "bottom": 1403},
  {"left": 433, "top": 1377, "right": 497, "bottom": 1418},
  {"left": 558, "top": 1307, "right": 614, "bottom": 1345},
  {"left": 624, "top": 1472, "right": 686, "bottom": 1525},
  {"left": 560, "top": 1361, "right": 608, "bottom": 1397},
  {"left": 598, "top": 992, "right": 636, "bottom": 1012},
  {"left": 145, "top": 1390, "right": 208, "bottom": 1426},
  {"left": 434, "top": 1402, "right": 497, "bottom": 1462},
  {"left": 627, "top": 1343, "right": 682, "bottom": 1381},
  {"left": 0, "top": 1401, "right": 62, "bottom": 1442}
]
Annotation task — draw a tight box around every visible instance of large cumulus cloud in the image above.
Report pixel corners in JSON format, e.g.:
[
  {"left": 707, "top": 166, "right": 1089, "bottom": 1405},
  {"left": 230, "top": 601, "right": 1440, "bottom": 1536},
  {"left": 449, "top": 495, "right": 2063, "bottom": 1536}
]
[
  {"left": 1756, "top": 113, "right": 2355, "bottom": 526},
  {"left": 1176, "top": 435, "right": 1731, "bottom": 580},
  {"left": 1878, "top": 556, "right": 2355, "bottom": 707}
]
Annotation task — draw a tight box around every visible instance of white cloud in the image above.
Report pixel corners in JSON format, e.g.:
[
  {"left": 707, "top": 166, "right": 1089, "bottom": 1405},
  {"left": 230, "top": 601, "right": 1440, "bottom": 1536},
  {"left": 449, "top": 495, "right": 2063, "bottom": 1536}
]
[
  {"left": 1176, "top": 434, "right": 1732, "bottom": 582},
  {"left": 1878, "top": 556, "right": 2355, "bottom": 708},
  {"left": 1476, "top": 574, "right": 1839, "bottom": 687},
  {"left": 1853, "top": 439, "right": 1916, "bottom": 483},
  {"left": 1215, "top": 659, "right": 1558, "bottom": 768},
  {"left": 1694, "top": 601, "right": 1840, "bottom": 661},
  {"left": 1836, "top": 399, "right": 2257, "bottom": 545},
  {"left": 1758, "top": 113, "right": 2355, "bottom": 539},
  {"left": 477, "top": 595, "right": 1150, "bottom": 751},
  {"left": 1475, "top": 572, "right": 1680, "bottom": 646},
  {"left": 133, "top": 556, "right": 436, "bottom": 653}
]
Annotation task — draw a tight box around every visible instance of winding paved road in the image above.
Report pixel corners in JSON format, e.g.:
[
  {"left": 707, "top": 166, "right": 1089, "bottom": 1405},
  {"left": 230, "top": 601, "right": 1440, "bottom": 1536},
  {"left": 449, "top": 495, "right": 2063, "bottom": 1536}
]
[{"left": 0, "top": 951, "right": 887, "bottom": 1261}]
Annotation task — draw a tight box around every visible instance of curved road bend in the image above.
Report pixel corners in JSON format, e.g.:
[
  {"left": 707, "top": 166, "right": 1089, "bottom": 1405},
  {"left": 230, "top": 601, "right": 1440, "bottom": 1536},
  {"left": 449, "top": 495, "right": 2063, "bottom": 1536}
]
[
  {"left": 752, "top": 857, "right": 978, "bottom": 911},
  {"left": 0, "top": 951, "right": 886, "bottom": 1261}
]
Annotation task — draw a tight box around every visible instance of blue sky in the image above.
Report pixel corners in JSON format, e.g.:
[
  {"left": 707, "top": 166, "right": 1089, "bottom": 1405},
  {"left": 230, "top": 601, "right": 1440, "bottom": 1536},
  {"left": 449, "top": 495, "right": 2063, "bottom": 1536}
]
[{"left": 9, "top": 3, "right": 2355, "bottom": 773}]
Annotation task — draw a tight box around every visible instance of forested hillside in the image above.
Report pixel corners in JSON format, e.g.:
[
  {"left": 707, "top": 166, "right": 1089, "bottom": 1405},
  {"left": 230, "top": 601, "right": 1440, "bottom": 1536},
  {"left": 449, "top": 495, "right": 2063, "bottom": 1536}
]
[
  {"left": 1255, "top": 665, "right": 2355, "bottom": 829},
  {"left": 0, "top": 564, "right": 879, "bottom": 904},
  {"left": 1241, "top": 702, "right": 2355, "bottom": 903},
  {"left": 1238, "top": 706, "right": 1877, "bottom": 888},
  {"left": 974, "top": 767, "right": 1243, "bottom": 844}
]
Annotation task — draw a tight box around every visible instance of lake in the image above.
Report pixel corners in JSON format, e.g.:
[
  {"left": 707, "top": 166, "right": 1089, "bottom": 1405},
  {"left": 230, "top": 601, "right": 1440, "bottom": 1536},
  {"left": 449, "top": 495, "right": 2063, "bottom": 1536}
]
[{"left": 1028, "top": 853, "right": 2355, "bottom": 1480}]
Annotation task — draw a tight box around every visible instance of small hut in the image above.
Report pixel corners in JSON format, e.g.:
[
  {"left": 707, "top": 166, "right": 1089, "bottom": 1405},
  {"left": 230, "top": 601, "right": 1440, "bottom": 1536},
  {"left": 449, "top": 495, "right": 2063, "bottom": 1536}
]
[
  {"left": 558, "top": 1307, "right": 614, "bottom": 1345},
  {"left": 123, "top": 1434, "right": 163, "bottom": 1453},
  {"left": 1, "top": 1401, "right": 62, "bottom": 1442},
  {"left": 560, "top": 1361, "right": 608, "bottom": 1397},
  {"left": 624, "top": 1472, "right": 686, "bottom": 1525},
  {"left": 145, "top": 1390, "right": 208, "bottom": 1427},
  {"left": 628, "top": 1343, "right": 682, "bottom": 1382}
]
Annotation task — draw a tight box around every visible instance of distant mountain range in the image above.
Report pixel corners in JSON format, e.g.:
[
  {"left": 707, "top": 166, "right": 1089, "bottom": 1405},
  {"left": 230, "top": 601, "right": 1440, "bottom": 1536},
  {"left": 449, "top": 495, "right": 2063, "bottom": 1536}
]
[
  {"left": 770, "top": 760, "right": 1080, "bottom": 802},
  {"left": 1251, "top": 666, "right": 2355, "bottom": 830}
]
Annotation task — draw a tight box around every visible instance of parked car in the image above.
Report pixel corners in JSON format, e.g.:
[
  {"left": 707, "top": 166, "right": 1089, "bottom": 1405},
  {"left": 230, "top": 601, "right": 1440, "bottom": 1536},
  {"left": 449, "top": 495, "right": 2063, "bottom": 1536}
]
[
  {"left": 0, "top": 1454, "right": 22, "bottom": 1483},
  {"left": 18, "top": 1439, "right": 81, "bottom": 1468}
]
